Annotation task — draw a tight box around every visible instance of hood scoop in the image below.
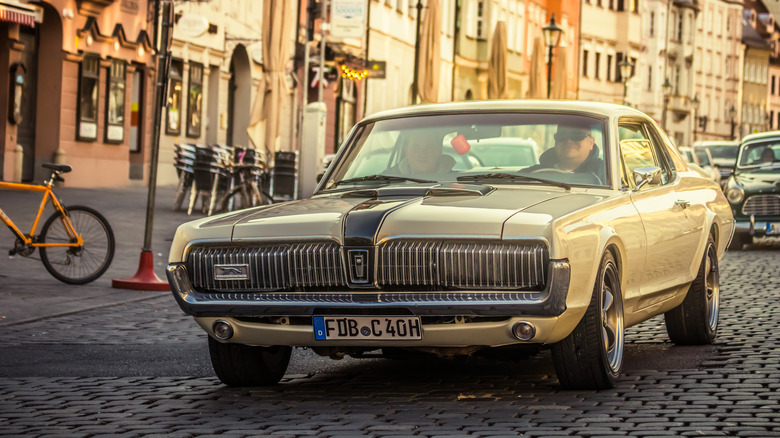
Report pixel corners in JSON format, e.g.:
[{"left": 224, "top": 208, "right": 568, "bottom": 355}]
[{"left": 340, "top": 183, "right": 491, "bottom": 199}]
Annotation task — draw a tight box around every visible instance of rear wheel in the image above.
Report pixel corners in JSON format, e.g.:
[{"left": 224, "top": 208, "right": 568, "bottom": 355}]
[
  {"left": 664, "top": 235, "right": 719, "bottom": 345},
  {"left": 39, "top": 206, "right": 115, "bottom": 284},
  {"left": 551, "top": 251, "right": 624, "bottom": 390},
  {"left": 208, "top": 336, "right": 291, "bottom": 387}
]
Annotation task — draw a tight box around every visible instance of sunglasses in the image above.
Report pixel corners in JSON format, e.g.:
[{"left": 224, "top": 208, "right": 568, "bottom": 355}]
[{"left": 554, "top": 131, "right": 591, "bottom": 142}]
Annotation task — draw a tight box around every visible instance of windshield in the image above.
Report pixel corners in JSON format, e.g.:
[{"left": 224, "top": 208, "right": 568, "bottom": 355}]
[
  {"left": 702, "top": 144, "right": 739, "bottom": 160},
  {"left": 694, "top": 150, "right": 711, "bottom": 166},
  {"left": 737, "top": 140, "right": 780, "bottom": 170},
  {"left": 323, "top": 113, "right": 609, "bottom": 190}
]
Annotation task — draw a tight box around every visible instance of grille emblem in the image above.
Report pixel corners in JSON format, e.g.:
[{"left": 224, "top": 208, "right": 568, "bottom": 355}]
[
  {"left": 214, "top": 264, "right": 249, "bottom": 280},
  {"left": 348, "top": 249, "right": 370, "bottom": 284}
]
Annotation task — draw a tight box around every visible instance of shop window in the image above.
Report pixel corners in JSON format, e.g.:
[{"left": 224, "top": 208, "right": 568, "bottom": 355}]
[
  {"left": 105, "top": 59, "right": 126, "bottom": 144},
  {"left": 77, "top": 55, "right": 100, "bottom": 141},
  {"left": 186, "top": 62, "right": 203, "bottom": 138},
  {"left": 166, "top": 60, "right": 183, "bottom": 135}
]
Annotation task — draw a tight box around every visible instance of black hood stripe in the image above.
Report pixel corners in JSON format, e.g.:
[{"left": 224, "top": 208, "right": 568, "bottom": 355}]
[{"left": 343, "top": 198, "right": 420, "bottom": 247}]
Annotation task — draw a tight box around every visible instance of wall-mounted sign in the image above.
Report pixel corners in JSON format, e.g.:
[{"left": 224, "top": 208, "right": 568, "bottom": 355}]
[
  {"left": 367, "top": 60, "right": 386, "bottom": 79},
  {"left": 177, "top": 14, "right": 209, "bottom": 39},
  {"left": 330, "top": 0, "right": 366, "bottom": 39}
]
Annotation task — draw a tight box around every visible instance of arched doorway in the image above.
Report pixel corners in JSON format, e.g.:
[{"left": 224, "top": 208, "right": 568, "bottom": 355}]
[{"left": 226, "top": 45, "right": 251, "bottom": 147}]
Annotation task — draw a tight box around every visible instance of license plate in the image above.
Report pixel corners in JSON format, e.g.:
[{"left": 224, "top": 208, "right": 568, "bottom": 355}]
[
  {"left": 313, "top": 316, "right": 422, "bottom": 340},
  {"left": 765, "top": 222, "right": 780, "bottom": 235}
]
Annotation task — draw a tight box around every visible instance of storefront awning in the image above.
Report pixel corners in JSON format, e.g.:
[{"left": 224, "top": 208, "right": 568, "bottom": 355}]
[{"left": 0, "top": 1, "right": 43, "bottom": 28}]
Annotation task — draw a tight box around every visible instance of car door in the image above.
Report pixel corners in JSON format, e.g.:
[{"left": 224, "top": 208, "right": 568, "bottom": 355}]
[{"left": 619, "top": 119, "right": 702, "bottom": 304}]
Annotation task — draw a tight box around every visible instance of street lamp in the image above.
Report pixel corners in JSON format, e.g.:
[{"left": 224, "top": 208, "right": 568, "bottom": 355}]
[
  {"left": 691, "top": 94, "right": 700, "bottom": 142},
  {"left": 729, "top": 105, "right": 737, "bottom": 139},
  {"left": 618, "top": 57, "right": 634, "bottom": 105},
  {"left": 542, "top": 14, "right": 563, "bottom": 99},
  {"left": 411, "top": 0, "right": 423, "bottom": 104},
  {"left": 662, "top": 78, "right": 672, "bottom": 131}
]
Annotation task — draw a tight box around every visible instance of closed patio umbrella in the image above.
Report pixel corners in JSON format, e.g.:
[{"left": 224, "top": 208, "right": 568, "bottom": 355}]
[
  {"left": 488, "top": 21, "right": 508, "bottom": 99},
  {"left": 526, "top": 36, "right": 546, "bottom": 99},
  {"left": 247, "top": 0, "right": 294, "bottom": 160},
  {"left": 551, "top": 46, "right": 568, "bottom": 99},
  {"left": 417, "top": 0, "right": 441, "bottom": 104}
]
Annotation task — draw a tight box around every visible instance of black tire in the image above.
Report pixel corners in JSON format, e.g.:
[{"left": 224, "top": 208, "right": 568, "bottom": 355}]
[
  {"left": 172, "top": 173, "right": 193, "bottom": 211},
  {"left": 727, "top": 233, "right": 750, "bottom": 251},
  {"left": 664, "top": 235, "right": 719, "bottom": 345},
  {"left": 39, "top": 206, "right": 115, "bottom": 285},
  {"left": 208, "top": 336, "right": 291, "bottom": 387},
  {"left": 551, "top": 251, "right": 624, "bottom": 390}
]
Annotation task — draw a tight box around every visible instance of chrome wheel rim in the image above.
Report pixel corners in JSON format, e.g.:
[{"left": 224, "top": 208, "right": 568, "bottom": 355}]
[
  {"left": 705, "top": 244, "right": 720, "bottom": 332},
  {"left": 602, "top": 262, "right": 624, "bottom": 372}
]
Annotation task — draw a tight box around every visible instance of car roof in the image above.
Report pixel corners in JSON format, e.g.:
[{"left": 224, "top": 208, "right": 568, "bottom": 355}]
[
  {"left": 692, "top": 140, "right": 740, "bottom": 147},
  {"left": 740, "top": 130, "right": 780, "bottom": 144},
  {"left": 361, "top": 100, "right": 647, "bottom": 123}
]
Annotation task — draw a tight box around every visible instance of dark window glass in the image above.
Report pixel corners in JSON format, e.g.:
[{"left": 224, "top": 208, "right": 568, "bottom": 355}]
[
  {"left": 595, "top": 53, "right": 601, "bottom": 79},
  {"left": 186, "top": 63, "right": 203, "bottom": 138},
  {"left": 606, "top": 54, "right": 613, "bottom": 81},
  {"left": 105, "top": 59, "right": 126, "bottom": 144},
  {"left": 583, "top": 50, "right": 589, "bottom": 77},
  {"left": 77, "top": 55, "right": 100, "bottom": 141},
  {"left": 166, "top": 60, "right": 183, "bottom": 135}
]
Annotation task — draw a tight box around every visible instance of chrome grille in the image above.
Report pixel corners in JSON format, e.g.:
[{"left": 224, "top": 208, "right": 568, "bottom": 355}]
[
  {"left": 377, "top": 240, "right": 548, "bottom": 289},
  {"left": 742, "top": 195, "right": 780, "bottom": 216},
  {"left": 187, "top": 242, "right": 345, "bottom": 291}
]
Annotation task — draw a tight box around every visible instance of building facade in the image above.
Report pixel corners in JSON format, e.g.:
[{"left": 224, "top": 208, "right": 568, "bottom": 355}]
[
  {"left": 1, "top": 0, "right": 156, "bottom": 187},
  {"left": 580, "top": 0, "right": 642, "bottom": 106},
  {"left": 740, "top": 14, "right": 771, "bottom": 137},
  {"left": 692, "top": 0, "right": 743, "bottom": 141}
]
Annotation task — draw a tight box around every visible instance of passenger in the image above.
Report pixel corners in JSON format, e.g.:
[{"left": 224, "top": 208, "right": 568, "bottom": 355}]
[
  {"left": 389, "top": 130, "right": 455, "bottom": 175},
  {"left": 760, "top": 147, "right": 775, "bottom": 163}
]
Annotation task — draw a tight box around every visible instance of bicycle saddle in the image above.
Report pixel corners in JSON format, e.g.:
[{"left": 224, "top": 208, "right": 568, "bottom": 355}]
[{"left": 42, "top": 163, "right": 72, "bottom": 173}]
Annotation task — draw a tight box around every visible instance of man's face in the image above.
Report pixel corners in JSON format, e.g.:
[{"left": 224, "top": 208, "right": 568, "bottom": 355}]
[
  {"left": 406, "top": 135, "right": 442, "bottom": 173},
  {"left": 553, "top": 127, "right": 595, "bottom": 170}
]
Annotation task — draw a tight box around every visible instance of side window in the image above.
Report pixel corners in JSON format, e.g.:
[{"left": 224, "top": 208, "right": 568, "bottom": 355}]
[{"left": 618, "top": 120, "right": 672, "bottom": 188}]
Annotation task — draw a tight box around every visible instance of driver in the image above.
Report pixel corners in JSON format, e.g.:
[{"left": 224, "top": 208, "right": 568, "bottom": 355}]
[{"left": 528, "top": 119, "right": 605, "bottom": 179}]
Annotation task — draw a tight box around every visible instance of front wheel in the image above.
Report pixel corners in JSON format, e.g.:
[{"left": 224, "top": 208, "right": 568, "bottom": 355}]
[
  {"left": 208, "top": 336, "right": 291, "bottom": 387},
  {"left": 551, "top": 251, "right": 624, "bottom": 390},
  {"left": 39, "top": 206, "right": 115, "bottom": 285},
  {"left": 664, "top": 235, "right": 719, "bottom": 345}
]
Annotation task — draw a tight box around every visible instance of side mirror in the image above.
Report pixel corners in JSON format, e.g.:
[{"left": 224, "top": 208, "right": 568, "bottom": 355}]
[{"left": 632, "top": 166, "right": 662, "bottom": 191}]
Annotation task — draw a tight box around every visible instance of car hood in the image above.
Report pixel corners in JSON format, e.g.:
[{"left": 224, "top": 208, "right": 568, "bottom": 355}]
[
  {"left": 169, "top": 184, "right": 608, "bottom": 262},
  {"left": 733, "top": 170, "right": 780, "bottom": 192}
]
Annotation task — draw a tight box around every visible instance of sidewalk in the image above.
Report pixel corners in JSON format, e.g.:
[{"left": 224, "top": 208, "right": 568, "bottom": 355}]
[{"left": 0, "top": 183, "right": 206, "bottom": 326}]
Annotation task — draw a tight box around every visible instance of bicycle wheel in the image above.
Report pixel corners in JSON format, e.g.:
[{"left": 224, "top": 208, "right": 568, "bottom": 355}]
[
  {"left": 216, "top": 186, "right": 253, "bottom": 213},
  {"left": 39, "top": 206, "right": 115, "bottom": 285}
]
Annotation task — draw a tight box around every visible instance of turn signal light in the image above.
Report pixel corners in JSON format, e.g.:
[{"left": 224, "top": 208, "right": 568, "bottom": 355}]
[
  {"left": 512, "top": 321, "right": 536, "bottom": 341},
  {"left": 213, "top": 320, "right": 234, "bottom": 340}
]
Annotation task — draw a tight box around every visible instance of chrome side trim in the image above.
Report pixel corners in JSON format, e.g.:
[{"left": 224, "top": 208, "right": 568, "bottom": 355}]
[{"left": 166, "top": 260, "right": 570, "bottom": 317}]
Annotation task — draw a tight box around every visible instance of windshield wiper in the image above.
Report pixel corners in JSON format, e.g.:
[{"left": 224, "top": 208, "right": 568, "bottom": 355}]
[
  {"left": 456, "top": 172, "right": 572, "bottom": 190},
  {"left": 332, "top": 174, "right": 436, "bottom": 187}
]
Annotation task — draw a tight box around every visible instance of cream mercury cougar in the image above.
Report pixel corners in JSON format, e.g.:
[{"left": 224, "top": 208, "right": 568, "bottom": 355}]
[{"left": 167, "top": 101, "right": 734, "bottom": 390}]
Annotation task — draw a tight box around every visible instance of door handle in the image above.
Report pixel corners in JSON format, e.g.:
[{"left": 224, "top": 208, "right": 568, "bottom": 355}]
[{"left": 675, "top": 199, "right": 690, "bottom": 209}]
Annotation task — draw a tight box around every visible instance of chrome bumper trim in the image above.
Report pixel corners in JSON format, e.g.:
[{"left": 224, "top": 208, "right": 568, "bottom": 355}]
[{"left": 166, "top": 260, "right": 570, "bottom": 317}]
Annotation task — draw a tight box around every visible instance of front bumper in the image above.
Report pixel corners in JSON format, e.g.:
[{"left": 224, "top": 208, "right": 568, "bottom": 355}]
[
  {"left": 166, "top": 260, "right": 571, "bottom": 318},
  {"left": 734, "top": 215, "right": 780, "bottom": 237}
]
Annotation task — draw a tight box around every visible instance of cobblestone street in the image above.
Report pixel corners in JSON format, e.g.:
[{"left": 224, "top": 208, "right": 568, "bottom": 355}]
[{"left": 1, "top": 187, "right": 779, "bottom": 437}]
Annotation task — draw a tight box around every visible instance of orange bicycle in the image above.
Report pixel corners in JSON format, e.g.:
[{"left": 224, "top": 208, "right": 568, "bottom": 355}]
[{"left": 1, "top": 163, "right": 115, "bottom": 284}]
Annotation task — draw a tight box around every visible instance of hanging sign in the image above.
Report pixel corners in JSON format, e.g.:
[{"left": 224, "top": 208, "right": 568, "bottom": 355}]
[
  {"left": 177, "top": 14, "right": 209, "bottom": 38},
  {"left": 330, "top": 0, "right": 367, "bottom": 39}
]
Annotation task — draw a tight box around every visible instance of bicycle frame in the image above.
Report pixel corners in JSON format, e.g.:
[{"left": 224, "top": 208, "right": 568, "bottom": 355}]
[{"left": 0, "top": 181, "right": 83, "bottom": 248}]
